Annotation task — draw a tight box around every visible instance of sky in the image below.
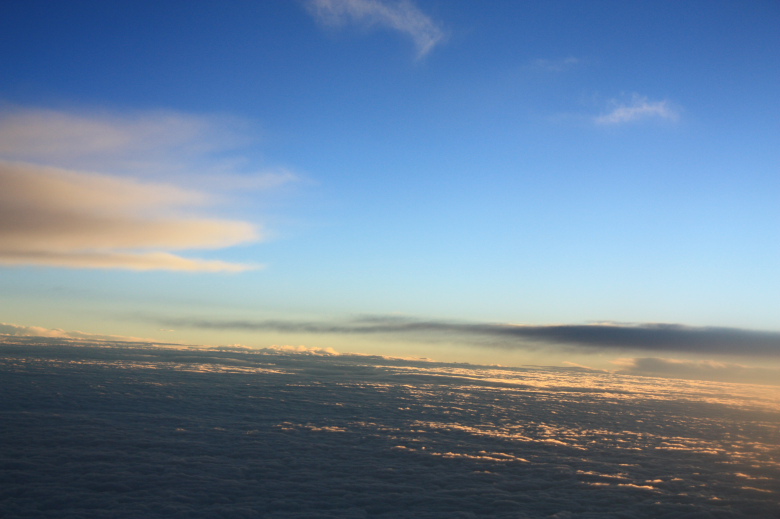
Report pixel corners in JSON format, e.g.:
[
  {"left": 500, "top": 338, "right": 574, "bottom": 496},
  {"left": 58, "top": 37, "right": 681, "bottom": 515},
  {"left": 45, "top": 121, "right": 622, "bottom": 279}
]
[{"left": 1, "top": 0, "right": 779, "bottom": 378}]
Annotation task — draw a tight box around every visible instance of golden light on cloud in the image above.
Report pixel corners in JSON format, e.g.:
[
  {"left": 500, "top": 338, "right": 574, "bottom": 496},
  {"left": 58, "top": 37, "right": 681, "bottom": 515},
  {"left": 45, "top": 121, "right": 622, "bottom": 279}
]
[
  {"left": 0, "top": 161, "right": 260, "bottom": 271},
  {"left": 0, "top": 322, "right": 151, "bottom": 342}
]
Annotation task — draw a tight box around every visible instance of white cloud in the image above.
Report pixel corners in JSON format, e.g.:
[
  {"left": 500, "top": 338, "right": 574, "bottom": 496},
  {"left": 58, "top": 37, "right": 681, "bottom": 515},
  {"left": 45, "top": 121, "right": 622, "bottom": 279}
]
[
  {"left": 0, "top": 106, "right": 296, "bottom": 272},
  {"left": 595, "top": 95, "right": 679, "bottom": 125},
  {"left": 307, "top": 0, "right": 445, "bottom": 57}
]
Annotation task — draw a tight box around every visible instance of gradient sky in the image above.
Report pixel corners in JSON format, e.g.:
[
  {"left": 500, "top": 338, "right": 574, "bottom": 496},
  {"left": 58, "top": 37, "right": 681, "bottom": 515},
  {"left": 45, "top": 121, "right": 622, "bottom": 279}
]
[{"left": 1, "top": 1, "right": 778, "bottom": 376}]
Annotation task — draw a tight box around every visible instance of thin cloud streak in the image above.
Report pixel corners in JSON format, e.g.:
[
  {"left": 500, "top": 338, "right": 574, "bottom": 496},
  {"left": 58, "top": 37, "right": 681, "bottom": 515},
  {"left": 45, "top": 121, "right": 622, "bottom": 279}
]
[
  {"left": 596, "top": 95, "right": 679, "bottom": 125},
  {"left": 307, "top": 0, "right": 446, "bottom": 57},
  {"left": 532, "top": 57, "right": 582, "bottom": 72},
  {"left": 0, "top": 250, "right": 257, "bottom": 272},
  {"left": 156, "top": 315, "right": 780, "bottom": 356}
]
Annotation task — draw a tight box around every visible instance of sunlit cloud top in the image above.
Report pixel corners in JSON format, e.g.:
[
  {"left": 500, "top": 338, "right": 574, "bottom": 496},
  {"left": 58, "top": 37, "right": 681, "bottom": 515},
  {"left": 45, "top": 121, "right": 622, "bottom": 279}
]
[
  {"left": 306, "top": 0, "right": 446, "bottom": 58},
  {"left": 0, "top": 322, "right": 152, "bottom": 343}
]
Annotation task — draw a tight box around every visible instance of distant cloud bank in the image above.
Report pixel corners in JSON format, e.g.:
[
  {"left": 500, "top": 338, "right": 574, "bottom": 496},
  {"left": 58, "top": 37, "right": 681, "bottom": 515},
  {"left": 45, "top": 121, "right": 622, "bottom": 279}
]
[
  {"left": 0, "top": 322, "right": 150, "bottom": 343},
  {"left": 0, "top": 107, "right": 293, "bottom": 271},
  {"left": 4, "top": 321, "right": 779, "bottom": 385},
  {"left": 614, "top": 356, "right": 780, "bottom": 386},
  {"left": 156, "top": 315, "right": 780, "bottom": 357},
  {"left": 306, "top": 0, "right": 446, "bottom": 58}
]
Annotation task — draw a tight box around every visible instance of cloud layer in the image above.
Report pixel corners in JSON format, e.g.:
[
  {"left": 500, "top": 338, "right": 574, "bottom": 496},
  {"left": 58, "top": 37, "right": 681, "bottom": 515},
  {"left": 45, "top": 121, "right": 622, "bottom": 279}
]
[
  {"left": 2, "top": 339, "right": 778, "bottom": 518},
  {"left": 0, "top": 106, "right": 292, "bottom": 271},
  {"left": 156, "top": 315, "right": 780, "bottom": 357},
  {"left": 307, "top": 0, "right": 445, "bottom": 57}
]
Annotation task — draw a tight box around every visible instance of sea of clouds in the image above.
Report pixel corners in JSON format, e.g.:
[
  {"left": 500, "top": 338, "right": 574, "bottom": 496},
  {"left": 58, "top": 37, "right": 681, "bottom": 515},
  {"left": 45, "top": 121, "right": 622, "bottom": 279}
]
[{"left": 1, "top": 337, "right": 778, "bottom": 518}]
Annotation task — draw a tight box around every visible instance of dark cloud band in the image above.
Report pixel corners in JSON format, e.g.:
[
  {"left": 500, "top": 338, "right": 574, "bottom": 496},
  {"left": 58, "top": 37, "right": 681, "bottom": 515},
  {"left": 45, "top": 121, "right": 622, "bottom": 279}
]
[{"left": 156, "top": 316, "right": 780, "bottom": 357}]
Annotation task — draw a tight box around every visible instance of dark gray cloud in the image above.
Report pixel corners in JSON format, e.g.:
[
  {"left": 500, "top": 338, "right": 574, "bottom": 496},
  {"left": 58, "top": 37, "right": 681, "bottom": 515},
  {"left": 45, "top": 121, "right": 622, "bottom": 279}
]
[{"left": 156, "top": 315, "right": 780, "bottom": 357}]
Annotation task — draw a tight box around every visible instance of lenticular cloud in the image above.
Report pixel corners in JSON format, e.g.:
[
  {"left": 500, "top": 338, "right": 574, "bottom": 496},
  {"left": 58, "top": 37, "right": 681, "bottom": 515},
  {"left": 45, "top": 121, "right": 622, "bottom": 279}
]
[
  {"left": 0, "top": 161, "right": 259, "bottom": 271},
  {"left": 0, "top": 106, "right": 278, "bottom": 272}
]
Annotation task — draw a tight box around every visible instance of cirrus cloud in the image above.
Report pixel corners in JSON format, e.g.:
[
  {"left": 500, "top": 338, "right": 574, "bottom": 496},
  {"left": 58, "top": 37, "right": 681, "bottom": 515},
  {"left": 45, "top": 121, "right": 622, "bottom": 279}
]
[
  {"left": 306, "top": 0, "right": 446, "bottom": 58},
  {"left": 0, "top": 106, "right": 250, "bottom": 174}
]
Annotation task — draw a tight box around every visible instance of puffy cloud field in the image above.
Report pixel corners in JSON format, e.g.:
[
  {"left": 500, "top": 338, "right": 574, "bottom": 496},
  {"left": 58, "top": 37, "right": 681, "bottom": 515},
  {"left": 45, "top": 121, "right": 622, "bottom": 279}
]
[{"left": 1, "top": 337, "right": 778, "bottom": 518}]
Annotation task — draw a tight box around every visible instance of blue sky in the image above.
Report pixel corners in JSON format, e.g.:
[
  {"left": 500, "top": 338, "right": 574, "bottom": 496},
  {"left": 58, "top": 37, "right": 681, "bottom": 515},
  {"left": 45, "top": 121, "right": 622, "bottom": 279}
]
[{"left": 1, "top": 1, "right": 778, "bottom": 375}]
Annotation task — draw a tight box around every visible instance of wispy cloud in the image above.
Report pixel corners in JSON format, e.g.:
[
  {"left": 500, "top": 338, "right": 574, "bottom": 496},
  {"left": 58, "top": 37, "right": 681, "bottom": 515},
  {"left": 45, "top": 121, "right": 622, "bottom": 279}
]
[
  {"left": 532, "top": 57, "right": 582, "bottom": 72},
  {"left": 153, "top": 315, "right": 780, "bottom": 357},
  {"left": 306, "top": 0, "right": 446, "bottom": 58},
  {"left": 595, "top": 94, "right": 679, "bottom": 125},
  {"left": 0, "top": 106, "right": 295, "bottom": 183},
  {"left": 0, "top": 106, "right": 295, "bottom": 271},
  {"left": 0, "top": 107, "right": 241, "bottom": 173}
]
